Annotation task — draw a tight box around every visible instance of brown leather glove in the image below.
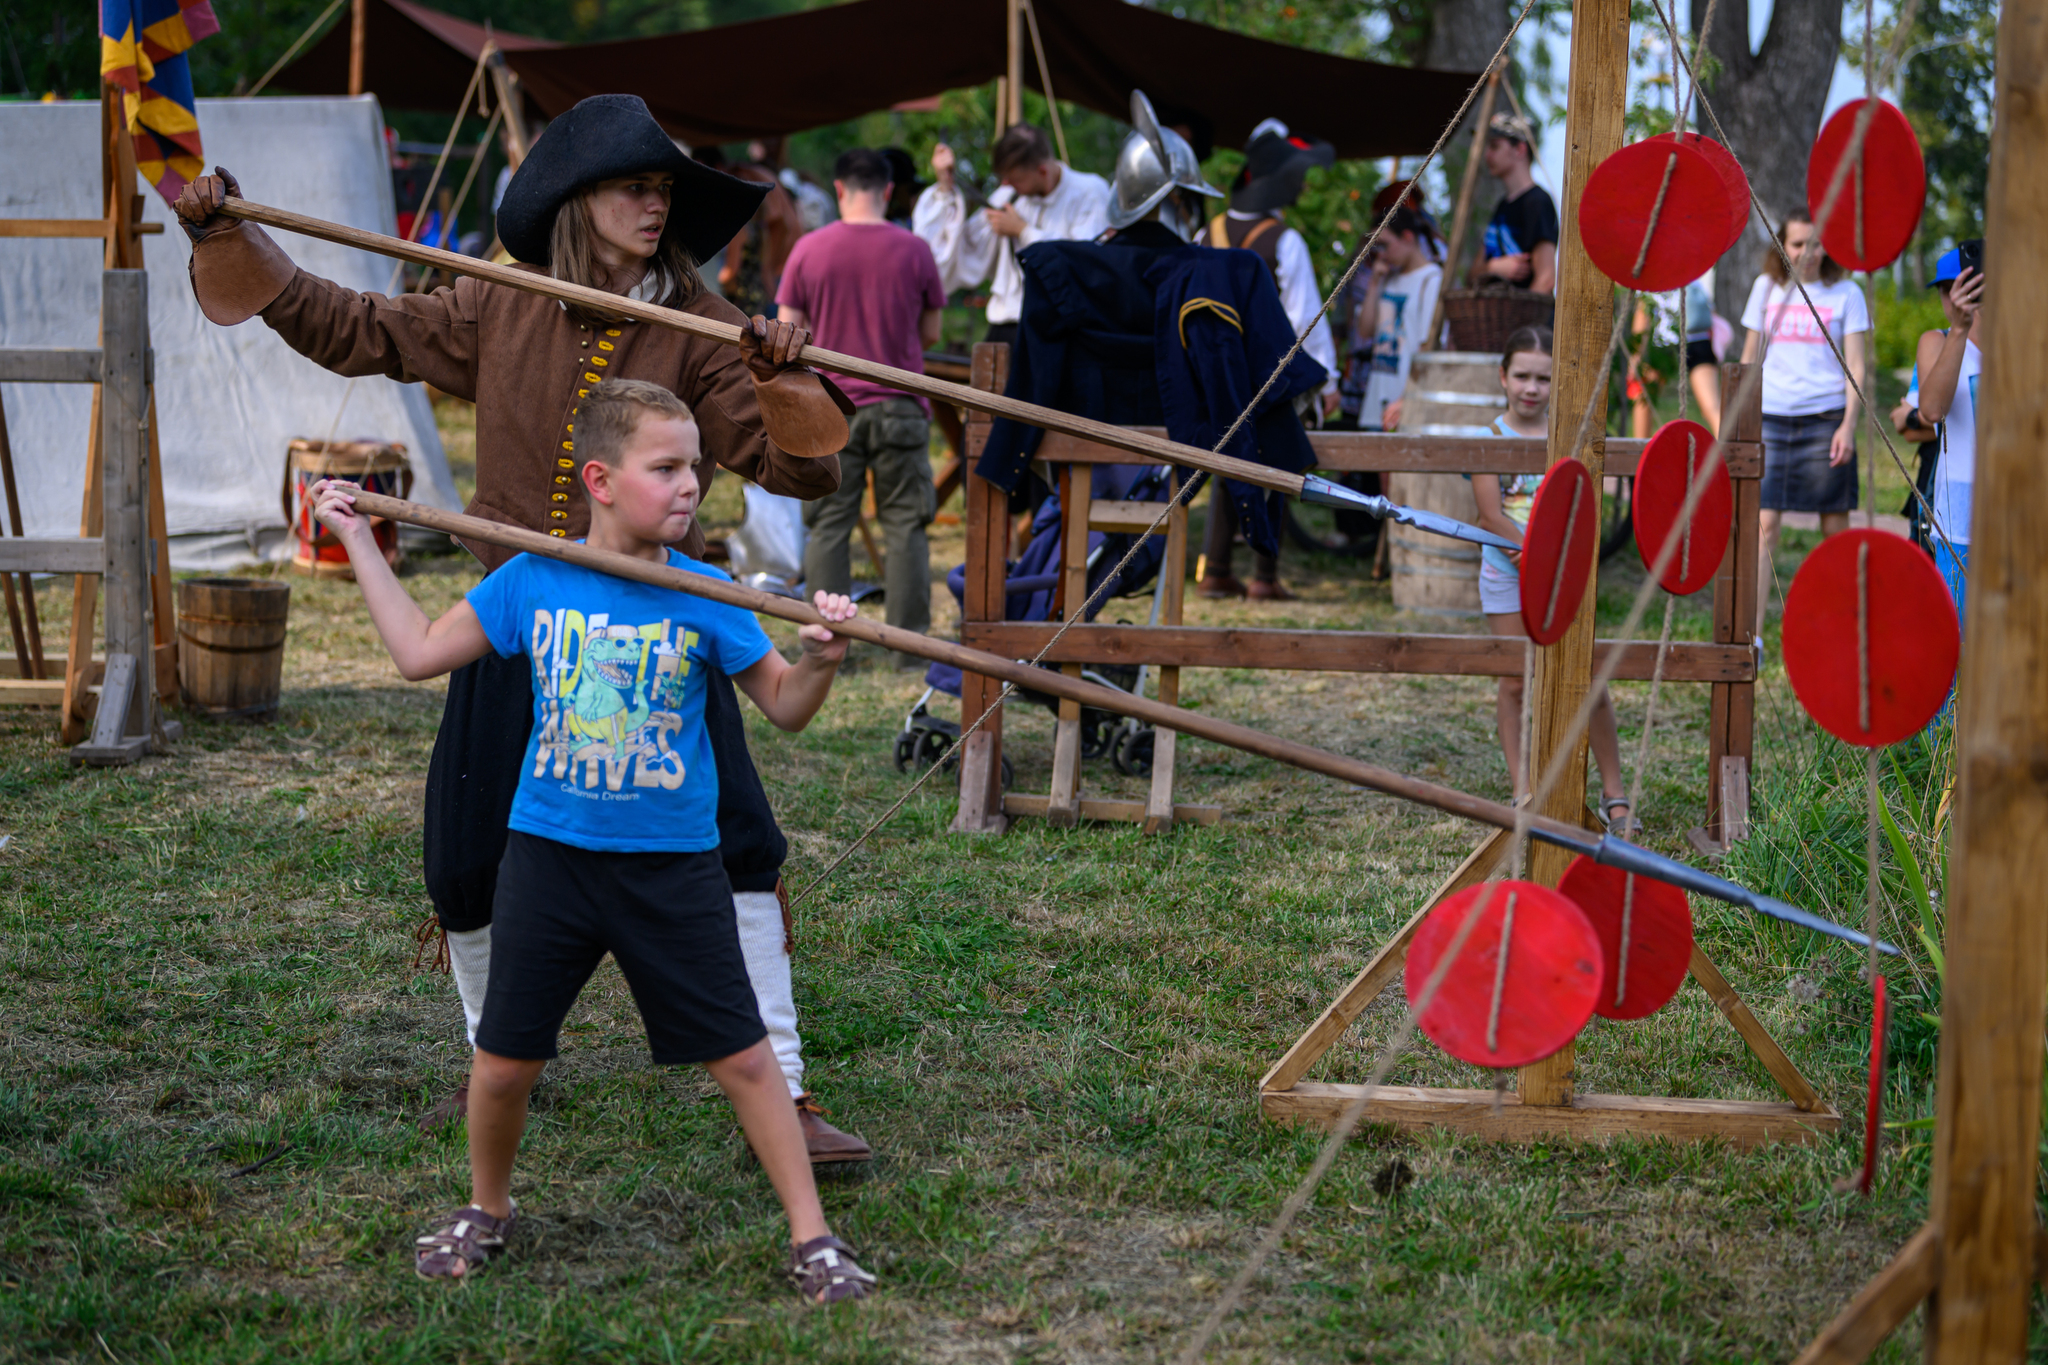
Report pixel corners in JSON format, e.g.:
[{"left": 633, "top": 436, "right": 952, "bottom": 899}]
[
  {"left": 737, "top": 314, "right": 811, "bottom": 383},
  {"left": 174, "top": 166, "right": 243, "bottom": 244}
]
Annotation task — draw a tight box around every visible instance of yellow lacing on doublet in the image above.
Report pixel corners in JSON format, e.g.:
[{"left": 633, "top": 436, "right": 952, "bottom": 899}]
[{"left": 1177, "top": 297, "right": 1244, "bottom": 349}]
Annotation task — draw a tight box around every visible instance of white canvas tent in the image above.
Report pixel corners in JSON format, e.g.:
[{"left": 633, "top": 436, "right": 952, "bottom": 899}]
[{"left": 0, "top": 95, "right": 461, "bottom": 569}]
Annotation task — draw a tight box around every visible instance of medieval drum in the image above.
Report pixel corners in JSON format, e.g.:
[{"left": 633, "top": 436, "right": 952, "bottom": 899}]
[
  {"left": 176, "top": 578, "right": 292, "bottom": 722},
  {"left": 286, "top": 439, "right": 412, "bottom": 579},
  {"left": 1388, "top": 352, "right": 1506, "bottom": 617}
]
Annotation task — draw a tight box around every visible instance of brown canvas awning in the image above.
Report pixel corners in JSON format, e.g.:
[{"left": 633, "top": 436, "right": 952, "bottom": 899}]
[
  {"left": 275, "top": 0, "right": 557, "bottom": 114},
  {"left": 281, "top": 0, "right": 1474, "bottom": 159},
  {"left": 506, "top": 0, "right": 1475, "bottom": 157}
]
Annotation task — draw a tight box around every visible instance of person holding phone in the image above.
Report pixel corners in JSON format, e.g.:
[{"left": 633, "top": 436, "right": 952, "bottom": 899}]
[{"left": 1914, "top": 241, "right": 1985, "bottom": 620}]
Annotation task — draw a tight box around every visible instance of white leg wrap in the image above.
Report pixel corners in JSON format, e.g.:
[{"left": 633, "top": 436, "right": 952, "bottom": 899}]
[
  {"left": 446, "top": 925, "right": 492, "bottom": 1048},
  {"left": 733, "top": 889, "right": 805, "bottom": 1098}
]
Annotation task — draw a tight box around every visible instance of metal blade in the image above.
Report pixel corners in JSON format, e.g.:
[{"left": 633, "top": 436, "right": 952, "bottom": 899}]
[
  {"left": 1296, "top": 474, "right": 1520, "bottom": 552},
  {"left": 1586, "top": 834, "right": 1901, "bottom": 956},
  {"left": 1393, "top": 503, "right": 1523, "bottom": 552}
]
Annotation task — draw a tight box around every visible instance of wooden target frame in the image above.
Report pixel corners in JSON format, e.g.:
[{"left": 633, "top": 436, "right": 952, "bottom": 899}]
[{"left": 1260, "top": 0, "right": 1833, "bottom": 1150}]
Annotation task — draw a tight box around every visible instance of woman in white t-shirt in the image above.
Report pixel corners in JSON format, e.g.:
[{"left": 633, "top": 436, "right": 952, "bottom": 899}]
[{"left": 1739, "top": 210, "right": 1871, "bottom": 637}]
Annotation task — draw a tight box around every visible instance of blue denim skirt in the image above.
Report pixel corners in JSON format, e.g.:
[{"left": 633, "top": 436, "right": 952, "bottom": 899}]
[{"left": 1760, "top": 409, "right": 1856, "bottom": 513}]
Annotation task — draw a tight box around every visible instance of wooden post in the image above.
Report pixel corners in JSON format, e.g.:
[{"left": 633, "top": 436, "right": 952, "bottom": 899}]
[
  {"left": 1005, "top": 0, "right": 1024, "bottom": 127},
  {"left": 1695, "top": 363, "right": 1762, "bottom": 853},
  {"left": 348, "top": 0, "right": 367, "bottom": 96},
  {"left": 1518, "top": 0, "right": 1630, "bottom": 1108},
  {"left": 1423, "top": 63, "right": 1502, "bottom": 349},
  {"left": 952, "top": 343, "right": 1010, "bottom": 834},
  {"left": 1922, "top": 1, "right": 2048, "bottom": 1352},
  {"left": 98, "top": 271, "right": 151, "bottom": 745}
]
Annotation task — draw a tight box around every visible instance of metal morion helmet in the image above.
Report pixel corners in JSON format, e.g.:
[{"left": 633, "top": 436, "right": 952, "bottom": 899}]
[{"left": 1107, "top": 89, "right": 1225, "bottom": 230}]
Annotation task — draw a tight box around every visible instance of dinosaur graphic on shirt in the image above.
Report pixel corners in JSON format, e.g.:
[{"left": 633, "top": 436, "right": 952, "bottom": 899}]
[{"left": 528, "top": 612, "right": 695, "bottom": 793}]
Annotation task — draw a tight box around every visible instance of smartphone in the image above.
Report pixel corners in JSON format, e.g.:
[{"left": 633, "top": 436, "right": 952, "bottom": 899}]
[{"left": 1957, "top": 238, "right": 1983, "bottom": 280}]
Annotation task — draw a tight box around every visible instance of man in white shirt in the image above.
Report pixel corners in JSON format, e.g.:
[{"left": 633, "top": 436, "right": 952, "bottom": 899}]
[{"left": 912, "top": 124, "right": 1113, "bottom": 348}]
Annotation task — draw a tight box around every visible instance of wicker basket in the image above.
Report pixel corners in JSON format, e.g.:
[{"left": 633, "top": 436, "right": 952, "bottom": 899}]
[{"left": 1440, "top": 287, "right": 1557, "bottom": 355}]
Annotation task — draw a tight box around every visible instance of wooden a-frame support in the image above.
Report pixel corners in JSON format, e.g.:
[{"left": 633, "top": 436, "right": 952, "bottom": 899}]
[
  {"left": 1259, "top": 819, "right": 1839, "bottom": 1146},
  {"left": 1792, "top": 1, "right": 2048, "bottom": 1358},
  {"left": 1262, "top": 0, "right": 1831, "bottom": 1150}
]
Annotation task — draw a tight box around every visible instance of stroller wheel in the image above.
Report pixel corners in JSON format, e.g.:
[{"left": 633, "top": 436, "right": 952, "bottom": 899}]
[
  {"left": 1112, "top": 722, "right": 1156, "bottom": 778},
  {"left": 1080, "top": 710, "right": 1118, "bottom": 760},
  {"left": 913, "top": 726, "right": 955, "bottom": 771},
  {"left": 891, "top": 729, "right": 918, "bottom": 772}
]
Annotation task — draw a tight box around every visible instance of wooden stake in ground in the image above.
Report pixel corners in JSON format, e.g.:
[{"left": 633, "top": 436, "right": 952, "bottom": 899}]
[
  {"left": 1794, "top": 0, "right": 2048, "bottom": 1357},
  {"left": 1520, "top": 0, "right": 1630, "bottom": 1108}
]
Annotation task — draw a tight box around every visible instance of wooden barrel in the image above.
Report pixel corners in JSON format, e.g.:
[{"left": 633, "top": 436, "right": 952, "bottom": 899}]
[
  {"left": 177, "top": 578, "right": 291, "bottom": 721},
  {"left": 1388, "top": 352, "right": 1507, "bottom": 618}
]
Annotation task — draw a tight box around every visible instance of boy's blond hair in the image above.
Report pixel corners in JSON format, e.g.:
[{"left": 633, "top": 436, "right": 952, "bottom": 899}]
[{"left": 578, "top": 380, "right": 697, "bottom": 467}]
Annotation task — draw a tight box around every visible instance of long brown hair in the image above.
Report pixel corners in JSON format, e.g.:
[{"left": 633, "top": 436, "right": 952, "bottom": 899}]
[
  {"left": 549, "top": 185, "right": 702, "bottom": 328},
  {"left": 1761, "top": 210, "right": 1844, "bottom": 286}
]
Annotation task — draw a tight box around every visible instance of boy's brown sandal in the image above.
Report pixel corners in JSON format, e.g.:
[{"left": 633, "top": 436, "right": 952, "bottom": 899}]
[
  {"left": 415, "top": 1200, "right": 518, "bottom": 1280},
  {"left": 787, "top": 1234, "right": 875, "bottom": 1304},
  {"left": 794, "top": 1093, "right": 873, "bottom": 1163}
]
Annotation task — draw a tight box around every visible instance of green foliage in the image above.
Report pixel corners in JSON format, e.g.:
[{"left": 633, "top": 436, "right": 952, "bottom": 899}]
[
  {"left": 1868, "top": 276, "right": 1949, "bottom": 375},
  {"left": 1868, "top": 0, "right": 1995, "bottom": 255}
]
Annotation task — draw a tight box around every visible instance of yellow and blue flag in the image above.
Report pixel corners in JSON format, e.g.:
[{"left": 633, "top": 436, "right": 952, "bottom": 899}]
[{"left": 100, "top": 0, "right": 219, "bottom": 203}]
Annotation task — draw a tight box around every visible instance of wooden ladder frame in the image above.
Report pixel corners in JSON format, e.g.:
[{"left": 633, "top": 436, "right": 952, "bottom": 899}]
[{"left": 0, "top": 83, "right": 177, "bottom": 735}]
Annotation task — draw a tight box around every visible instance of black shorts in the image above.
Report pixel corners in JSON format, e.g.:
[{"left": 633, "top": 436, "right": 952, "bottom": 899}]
[
  {"left": 1684, "top": 338, "right": 1716, "bottom": 371},
  {"left": 474, "top": 832, "right": 767, "bottom": 1065}
]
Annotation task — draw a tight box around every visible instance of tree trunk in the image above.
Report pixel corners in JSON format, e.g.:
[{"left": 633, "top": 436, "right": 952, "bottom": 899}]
[
  {"left": 1426, "top": 0, "right": 1515, "bottom": 285},
  {"left": 1693, "top": 0, "right": 1846, "bottom": 325}
]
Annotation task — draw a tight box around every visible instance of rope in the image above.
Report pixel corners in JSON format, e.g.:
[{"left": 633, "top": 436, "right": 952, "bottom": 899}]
[
  {"left": 1485, "top": 889, "right": 1519, "bottom": 1053},
  {"left": 1019, "top": 0, "right": 1068, "bottom": 168},
  {"left": 247, "top": 0, "right": 345, "bottom": 98},
  {"left": 787, "top": 0, "right": 1545, "bottom": 912},
  {"left": 1540, "top": 472, "right": 1587, "bottom": 637}
]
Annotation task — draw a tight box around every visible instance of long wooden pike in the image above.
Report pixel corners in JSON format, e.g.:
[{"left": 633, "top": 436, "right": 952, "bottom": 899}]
[
  {"left": 215, "top": 198, "right": 1513, "bottom": 548},
  {"left": 347, "top": 489, "right": 1889, "bottom": 954}
]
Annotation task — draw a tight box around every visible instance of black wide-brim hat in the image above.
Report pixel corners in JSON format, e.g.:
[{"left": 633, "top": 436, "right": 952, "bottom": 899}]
[
  {"left": 1230, "top": 127, "right": 1336, "bottom": 214},
  {"left": 496, "top": 94, "right": 768, "bottom": 266}
]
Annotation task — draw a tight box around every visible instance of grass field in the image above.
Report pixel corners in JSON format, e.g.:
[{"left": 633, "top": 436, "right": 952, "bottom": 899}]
[{"left": 0, "top": 411, "right": 1975, "bottom": 1362}]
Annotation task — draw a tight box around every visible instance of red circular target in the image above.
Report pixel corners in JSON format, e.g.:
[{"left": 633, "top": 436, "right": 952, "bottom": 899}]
[
  {"left": 1557, "top": 856, "right": 1694, "bottom": 1021},
  {"left": 1651, "top": 132, "right": 1751, "bottom": 254},
  {"left": 1632, "top": 419, "right": 1732, "bottom": 596},
  {"left": 1579, "top": 139, "right": 1735, "bottom": 291},
  {"left": 1781, "top": 529, "right": 1958, "bottom": 746},
  {"left": 1519, "top": 460, "right": 1598, "bottom": 646},
  {"left": 1806, "top": 100, "right": 1926, "bottom": 272},
  {"left": 1406, "top": 880, "right": 1603, "bottom": 1069}
]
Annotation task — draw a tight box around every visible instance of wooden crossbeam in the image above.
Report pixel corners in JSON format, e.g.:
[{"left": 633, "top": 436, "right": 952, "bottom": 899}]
[
  {"left": 0, "top": 539, "right": 104, "bottom": 574},
  {"left": 960, "top": 624, "right": 1755, "bottom": 681},
  {"left": 0, "top": 219, "right": 163, "bottom": 238},
  {"left": 0, "top": 350, "right": 103, "bottom": 384}
]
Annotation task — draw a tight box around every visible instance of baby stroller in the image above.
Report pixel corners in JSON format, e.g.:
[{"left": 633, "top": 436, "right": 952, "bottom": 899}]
[{"left": 893, "top": 463, "right": 1181, "bottom": 788}]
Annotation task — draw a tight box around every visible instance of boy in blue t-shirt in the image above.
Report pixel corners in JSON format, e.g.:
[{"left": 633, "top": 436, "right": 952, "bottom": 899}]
[{"left": 311, "top": 379, "right": 874, "bottom": 1304}]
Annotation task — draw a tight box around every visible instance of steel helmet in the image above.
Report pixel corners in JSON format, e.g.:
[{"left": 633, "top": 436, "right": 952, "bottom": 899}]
[{"left": 1107, "top": 89, "right": 1225, "bottom": 230}]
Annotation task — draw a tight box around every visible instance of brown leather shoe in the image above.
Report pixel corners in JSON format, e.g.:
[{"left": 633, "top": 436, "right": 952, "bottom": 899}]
[
  {"left": 419, "top": 1082, "right": 468, "bottom": 1132},
  {"left": 795, "top": 1093, "right": 873, "bottom": 1163},
  {"left": 1196, "top": 574, "right": 1247, "bottom": 599},
  {"left": 1247, "top": 579, "right": 1295, "bottom": 601}
]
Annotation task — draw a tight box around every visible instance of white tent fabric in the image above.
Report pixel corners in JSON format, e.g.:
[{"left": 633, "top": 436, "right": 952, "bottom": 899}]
[{"left": 0, "top": 95, "right": 461, "bottom": 569}]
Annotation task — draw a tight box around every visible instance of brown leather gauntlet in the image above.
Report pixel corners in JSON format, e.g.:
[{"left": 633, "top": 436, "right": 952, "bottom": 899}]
[
  {"left": 189, "top": 222, "right": 298, "bottom": 326},
  {"left": 753, "top": 367, "right": 853, "bottom": 460}
]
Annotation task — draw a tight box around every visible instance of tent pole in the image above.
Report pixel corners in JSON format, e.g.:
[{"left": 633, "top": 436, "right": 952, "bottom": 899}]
[
  {"left": 348, "top": 0, "right": 366, "bottom": 96},
  {"left": 1005, "top": 0, "right": 1023, "bottom": 127},
  {"left": 1423, "top": 61, "right": 1501, "bottom": 349},
  {"left": 1021, "top": 0, "right": 1067, "bottom": 165}
]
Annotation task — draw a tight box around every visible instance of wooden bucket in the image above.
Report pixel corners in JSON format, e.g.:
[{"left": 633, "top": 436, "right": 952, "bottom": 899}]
[
  {"left": 285, "top": 439, "right": 411, "bottom": 580},
  {"left": 1388, "top": 352, "right": 1507, "bottom": 618},
  {"left": 176, "top": 578, "right": 292, "bottom": 721}
]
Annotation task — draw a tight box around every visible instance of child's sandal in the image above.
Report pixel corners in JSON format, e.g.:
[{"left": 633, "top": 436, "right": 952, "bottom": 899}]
[
  {"left": 415, "top": 1201, "right": 518, "bottom": 1280},
  {"left": 1601, "top": 797, "right": 1644, "bottom": 839},
  {"left": 787, "top": 1234, "right": 876, "bottom": 1304}
]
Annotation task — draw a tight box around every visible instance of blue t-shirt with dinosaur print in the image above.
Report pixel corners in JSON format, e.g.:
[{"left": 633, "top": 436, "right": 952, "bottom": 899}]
[{"left": 467, "top": 550, "right": 775, "bottom": 853}]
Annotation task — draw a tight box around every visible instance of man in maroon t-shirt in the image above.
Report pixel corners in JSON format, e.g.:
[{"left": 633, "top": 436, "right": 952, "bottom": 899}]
[{"left": 777, "top": 148, "right": 947, "bottom": 657}]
